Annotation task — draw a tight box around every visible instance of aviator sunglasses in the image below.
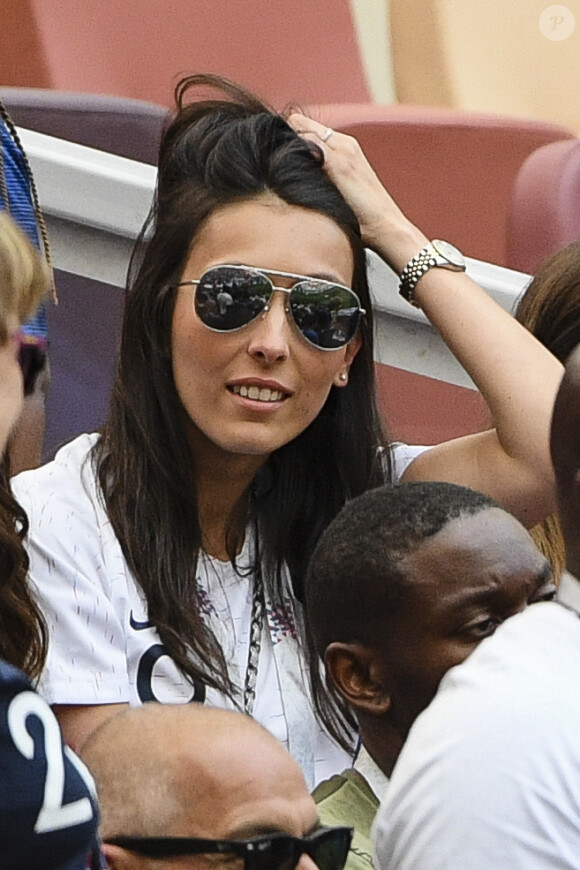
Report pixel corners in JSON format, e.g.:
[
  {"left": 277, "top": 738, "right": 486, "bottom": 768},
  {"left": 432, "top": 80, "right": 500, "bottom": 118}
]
[
  {"left": 107, "top": 825, "right": 353, "bottom": 870},
  {"left": 176, "top": 265, "right": 365, "bottom": 351}
]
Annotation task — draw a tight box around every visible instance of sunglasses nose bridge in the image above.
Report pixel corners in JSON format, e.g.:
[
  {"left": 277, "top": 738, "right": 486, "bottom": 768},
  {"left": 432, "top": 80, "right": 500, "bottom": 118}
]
[
  {"left": 260, "top": 285, "right": 293, "bottom": 319},
  {"left": 247, "top": 291, "right": 294, "bottom": 363},
  {"left": 269, "top": 283, "right": 293, "bottom": 300}
]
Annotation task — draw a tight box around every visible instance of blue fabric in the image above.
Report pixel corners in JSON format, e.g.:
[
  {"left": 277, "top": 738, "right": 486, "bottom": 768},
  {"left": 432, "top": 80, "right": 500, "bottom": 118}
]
[{"left": 0, "top": 119, "right": 48, "bottom": 341}]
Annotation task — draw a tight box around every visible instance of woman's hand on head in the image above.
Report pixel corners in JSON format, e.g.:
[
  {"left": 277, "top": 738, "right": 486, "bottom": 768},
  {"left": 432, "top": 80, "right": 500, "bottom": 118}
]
[
  {"left": 287, "top": 113, "right": 428, "bottom": 271},
  {"left": 287, "top": 116, "right": 563, "bottom": 530}
]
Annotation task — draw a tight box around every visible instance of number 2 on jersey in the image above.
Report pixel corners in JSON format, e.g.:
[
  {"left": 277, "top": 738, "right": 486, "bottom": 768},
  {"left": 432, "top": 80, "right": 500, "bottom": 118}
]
[{"left": 8, "top": 691, "right": 94, "bottom": 833}]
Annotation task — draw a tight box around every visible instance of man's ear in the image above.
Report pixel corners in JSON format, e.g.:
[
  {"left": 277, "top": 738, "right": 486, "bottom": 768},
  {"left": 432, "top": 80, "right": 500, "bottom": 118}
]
[{"left": 325, "top": 642, "right": 391, "bottom": 715}]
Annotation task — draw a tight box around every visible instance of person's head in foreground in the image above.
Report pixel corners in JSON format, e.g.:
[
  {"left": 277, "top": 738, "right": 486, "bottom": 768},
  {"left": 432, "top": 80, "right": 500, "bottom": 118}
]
[
  {"left": 0, "top": 211, "right": 48, "bottom": 678},
  {"left": 80, "top": 704, "right": 352, "bottom": 870},
  {"left": 306, "top": 481, "right": 554, "bottom": 776}
]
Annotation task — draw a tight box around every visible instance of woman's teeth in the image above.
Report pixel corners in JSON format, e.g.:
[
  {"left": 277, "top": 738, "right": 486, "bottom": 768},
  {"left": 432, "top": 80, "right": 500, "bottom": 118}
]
[{"left": 231, "top": 385, "right": 285, "bottom": 402}]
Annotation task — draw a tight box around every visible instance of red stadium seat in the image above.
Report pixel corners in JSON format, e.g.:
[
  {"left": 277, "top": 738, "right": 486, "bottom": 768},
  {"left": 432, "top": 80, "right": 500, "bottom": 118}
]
[
  {"left": 310, "top": 103, "right": 575, "bottom": 267},
  {"left": 508, "top": 139, "right": 580, "bottom": 275},
  {"left": 1, "top": 0, "right": 370, "bottom": 107}
]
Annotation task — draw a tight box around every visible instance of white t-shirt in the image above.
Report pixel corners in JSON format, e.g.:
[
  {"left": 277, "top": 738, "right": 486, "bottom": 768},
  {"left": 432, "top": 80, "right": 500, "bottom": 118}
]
[
  {"left": 13, "top": 434, "right": 424, "bottom": 791},
  {"left": 373, "top": 598, "right": 580, "bottom": 870}
]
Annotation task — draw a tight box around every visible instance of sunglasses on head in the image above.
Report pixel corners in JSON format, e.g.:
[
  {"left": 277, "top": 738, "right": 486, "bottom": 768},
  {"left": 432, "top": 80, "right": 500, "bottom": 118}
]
[
  {"left": 107, "top": 825, "right": 353, "bottom": 870},
  {"left": 176, "top": 265, "right": 364, "bottom": 351}
]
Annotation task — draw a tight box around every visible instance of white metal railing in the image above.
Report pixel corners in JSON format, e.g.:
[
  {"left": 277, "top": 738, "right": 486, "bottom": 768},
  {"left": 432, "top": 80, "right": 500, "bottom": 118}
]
[{"left": 20, "top": 127, "right": 531, "bottom": 390}]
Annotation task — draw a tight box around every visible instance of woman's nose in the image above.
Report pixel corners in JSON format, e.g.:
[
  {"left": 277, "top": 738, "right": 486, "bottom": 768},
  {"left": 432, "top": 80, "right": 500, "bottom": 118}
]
[{"left": 247, "top": 290, "right": 292, "bottom": 363}]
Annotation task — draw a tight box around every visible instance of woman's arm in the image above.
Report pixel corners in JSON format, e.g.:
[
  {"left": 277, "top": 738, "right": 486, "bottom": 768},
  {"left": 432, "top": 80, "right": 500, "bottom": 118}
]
[{"left": 288, "top": 114, "right": 563, "bottom": 527}]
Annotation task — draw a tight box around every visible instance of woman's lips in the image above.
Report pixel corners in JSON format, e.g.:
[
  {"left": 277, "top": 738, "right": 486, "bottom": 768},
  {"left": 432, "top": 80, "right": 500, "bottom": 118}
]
[{"left": 229, "top": 384, "right": 287, "bottom": 403}]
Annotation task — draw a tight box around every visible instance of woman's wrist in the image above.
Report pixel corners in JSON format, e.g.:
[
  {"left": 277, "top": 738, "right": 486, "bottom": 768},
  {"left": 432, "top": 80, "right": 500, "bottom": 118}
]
[{"left": 366, "top": 217, "right": 429, "bottom": 275}]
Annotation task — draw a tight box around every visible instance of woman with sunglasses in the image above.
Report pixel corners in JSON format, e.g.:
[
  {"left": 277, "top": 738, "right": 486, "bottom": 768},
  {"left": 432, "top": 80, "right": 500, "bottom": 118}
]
[{"left": 12, "top": 75, "right": 562, "bottom": 788}]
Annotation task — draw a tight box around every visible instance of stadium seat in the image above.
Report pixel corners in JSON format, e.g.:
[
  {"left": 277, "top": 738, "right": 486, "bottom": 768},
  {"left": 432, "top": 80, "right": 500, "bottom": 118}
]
[
  {"left": 508, "top": 139, "right": 580, "bottom": 275},
  {"left": 310, "top": 103, "right": 575, "bottom": 266},
  {"left": 1, "top": 0, "right": 371, "bottom": 107},
  {"left": 0, "top": 88, "right": 169, "bottom": 165}
]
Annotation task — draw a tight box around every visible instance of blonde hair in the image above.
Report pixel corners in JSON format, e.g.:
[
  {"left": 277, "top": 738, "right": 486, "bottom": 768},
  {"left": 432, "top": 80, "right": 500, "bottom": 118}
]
[{"left": 0, "top": 211, "right": 49, "bottom": 343}]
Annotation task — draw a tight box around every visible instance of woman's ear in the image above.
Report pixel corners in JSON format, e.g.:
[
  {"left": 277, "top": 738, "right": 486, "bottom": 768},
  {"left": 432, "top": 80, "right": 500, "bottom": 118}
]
[
  {"left": 344, "top": 331, "right": 362, "bottom": 366},
  {"left": 333, "top": 333, "right": 362, "bottom": 387},
  {"left": 325, "top": 642, "right": 391, "bottom": 715}
]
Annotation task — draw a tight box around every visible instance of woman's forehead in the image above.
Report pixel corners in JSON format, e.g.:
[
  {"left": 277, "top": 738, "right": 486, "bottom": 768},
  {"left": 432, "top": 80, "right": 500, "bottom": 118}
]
[{"left": 182, "top": 196, "right": 355, "bottom": 287}]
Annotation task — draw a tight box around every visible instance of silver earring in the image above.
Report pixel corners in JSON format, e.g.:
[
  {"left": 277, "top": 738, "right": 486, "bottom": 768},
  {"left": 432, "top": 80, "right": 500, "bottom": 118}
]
[{"left": 339, "top": 372, "right": 348, "bottom": 383}]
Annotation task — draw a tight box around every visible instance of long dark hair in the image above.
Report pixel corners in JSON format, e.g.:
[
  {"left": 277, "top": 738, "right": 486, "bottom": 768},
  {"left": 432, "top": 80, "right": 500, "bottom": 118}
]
[
  {"left": 0, "top": 458, "right": 47, "bottom": 680},
  {"left": 514, "top": 240, "right": 580, "bottom": 581},
  {"left": 94, "top": 74, "right": 387, "bottom": 699},
  {"left": 516, "top": 240, "right": 580, "bottom": 365}
]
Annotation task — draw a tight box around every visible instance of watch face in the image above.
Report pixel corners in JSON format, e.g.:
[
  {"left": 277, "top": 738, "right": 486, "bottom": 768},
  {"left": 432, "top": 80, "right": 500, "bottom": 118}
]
[{"left": 432, "top": 239, "right": 465, "bottom": 268}]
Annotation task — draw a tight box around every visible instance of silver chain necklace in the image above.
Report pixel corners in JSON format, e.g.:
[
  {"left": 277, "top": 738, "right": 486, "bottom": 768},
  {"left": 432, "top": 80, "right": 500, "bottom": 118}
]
[{"left": 243, "top": 555, "right": 264, "bottom": 716}]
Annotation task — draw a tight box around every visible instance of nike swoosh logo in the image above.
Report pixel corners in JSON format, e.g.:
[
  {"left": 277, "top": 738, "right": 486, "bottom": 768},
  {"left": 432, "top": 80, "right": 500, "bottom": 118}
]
[{"left": 130, "top": 611, "right": 153, "bottom": 631}]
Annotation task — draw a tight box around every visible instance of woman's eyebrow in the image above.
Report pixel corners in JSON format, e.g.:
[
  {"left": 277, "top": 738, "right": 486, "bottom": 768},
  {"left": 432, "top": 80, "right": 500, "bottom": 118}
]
[
  {"left": 224, "top": 263, "right": 349, "bottom": 284},
  {"left": 306, "top": 271, "right": 347, "bottom": 284}
]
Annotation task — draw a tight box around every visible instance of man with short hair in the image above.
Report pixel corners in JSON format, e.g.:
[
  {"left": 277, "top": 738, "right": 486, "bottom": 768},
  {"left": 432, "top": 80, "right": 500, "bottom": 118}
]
[
  {"left": 305, "top": 481, "right": 554, "bottom": 870},
  {"left": 373, "top": 347, "right": 580, "bottom": 869},
  {"left": 80, "top": 703, "right": 352, "bottom": 870}
]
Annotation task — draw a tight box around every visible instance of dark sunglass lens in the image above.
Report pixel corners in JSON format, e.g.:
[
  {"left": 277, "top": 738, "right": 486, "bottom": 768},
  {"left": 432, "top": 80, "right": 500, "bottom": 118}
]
[
  {"left": 290, "top": 283, "right": 360, "bottom": 350},
  {"left": 18, "top": 341, "right": 48, "bottom": 396},
  {"left": 249, "top": 837, "right": 296, "bottom": 870},
  {"left": 195, "top": 267, "right": 271, "bottom": 331},
  {"left": 309, "top": 829, "right": 352, "bottom": 870}
]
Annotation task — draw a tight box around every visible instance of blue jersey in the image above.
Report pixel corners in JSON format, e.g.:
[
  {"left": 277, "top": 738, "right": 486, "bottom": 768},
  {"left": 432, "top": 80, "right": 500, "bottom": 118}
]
[{"left": 0, "top": 660, "right": 104, "bottom": 870}]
